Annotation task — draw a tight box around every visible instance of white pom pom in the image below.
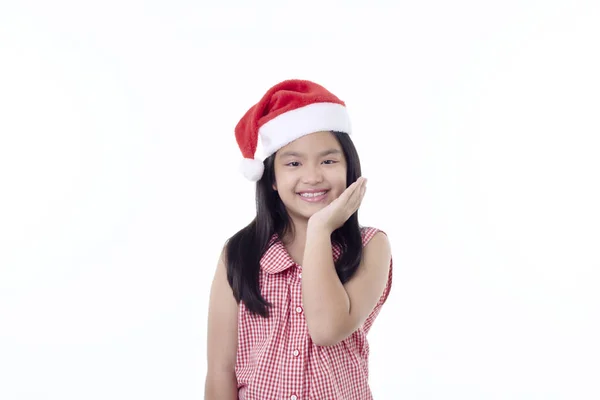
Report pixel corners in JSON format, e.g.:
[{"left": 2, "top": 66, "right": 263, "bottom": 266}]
[{"left": 239, "top": 157, "right": 265, "bottom": 181}]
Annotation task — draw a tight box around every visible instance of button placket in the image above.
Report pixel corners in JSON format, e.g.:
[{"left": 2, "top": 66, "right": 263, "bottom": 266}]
[{"left": 289, "top": 264, "right": 304, "bottom": 400}]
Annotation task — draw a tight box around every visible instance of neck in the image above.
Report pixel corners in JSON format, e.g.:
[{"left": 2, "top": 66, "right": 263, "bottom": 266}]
[
  {"left": 282, "top": 216, "right": 309, "bottom": 246},
  {"left": 280, "top": 216, "right": 311, "bottom": 266}
]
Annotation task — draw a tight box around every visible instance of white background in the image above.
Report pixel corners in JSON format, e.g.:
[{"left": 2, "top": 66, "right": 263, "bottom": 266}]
[{"left": 1, "top": 1, "right": 599, "bottom": 399}]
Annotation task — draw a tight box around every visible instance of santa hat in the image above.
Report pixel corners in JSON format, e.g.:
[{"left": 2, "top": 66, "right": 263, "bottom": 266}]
[{"left": 235, "top": 79, "right": 352, "bottom": 181}]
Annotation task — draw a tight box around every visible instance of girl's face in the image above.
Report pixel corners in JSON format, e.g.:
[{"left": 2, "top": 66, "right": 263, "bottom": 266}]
[{"left": 273, "top": 131, "right": 347, "bottom": 223}]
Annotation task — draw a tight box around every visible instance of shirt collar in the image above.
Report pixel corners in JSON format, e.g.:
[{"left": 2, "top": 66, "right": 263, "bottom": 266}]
[{"left": 260, "top": 233, "right": 343, "bottom": 275}]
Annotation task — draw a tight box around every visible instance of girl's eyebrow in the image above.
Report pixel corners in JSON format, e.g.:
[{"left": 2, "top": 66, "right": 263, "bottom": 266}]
[{"left": 280, "top": 149, "right": 342, "bottom": 158}]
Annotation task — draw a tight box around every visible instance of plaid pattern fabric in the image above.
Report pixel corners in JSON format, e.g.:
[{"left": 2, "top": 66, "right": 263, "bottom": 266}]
[{"left": 235, "top": 227, "right": 393, "bottom": 400}]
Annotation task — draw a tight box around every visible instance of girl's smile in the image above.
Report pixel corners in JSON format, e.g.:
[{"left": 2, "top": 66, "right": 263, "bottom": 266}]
[{"left": 297, "top": 189, "right": 330, "bottom": 203}]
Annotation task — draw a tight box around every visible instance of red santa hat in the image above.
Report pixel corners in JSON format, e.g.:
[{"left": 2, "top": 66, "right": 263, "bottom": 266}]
[{"left": 235, "top": 79, "right": 352, "bottom": 181}]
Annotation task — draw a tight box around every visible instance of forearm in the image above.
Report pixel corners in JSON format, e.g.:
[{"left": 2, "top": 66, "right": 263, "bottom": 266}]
[
  {"left": 302, "top": 223, "right": 350, "bottom": 345},
  {"left": 204, "top": 372, "right": 238, "bottom": 400}
]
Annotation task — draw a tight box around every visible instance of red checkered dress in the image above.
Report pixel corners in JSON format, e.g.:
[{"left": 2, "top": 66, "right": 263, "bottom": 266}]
[{"left": 235, "top": 226, "right": 393, "bottom": 400}]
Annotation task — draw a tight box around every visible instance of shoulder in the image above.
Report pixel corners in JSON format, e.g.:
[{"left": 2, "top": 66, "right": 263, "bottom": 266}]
[
  {"left": 360, "top": 226, "right": 390, "bottom": 249},
  {"left": 359, "top": 226, "right": 391, "bottom": 263},
  {"left": 338, "top": 226, "right": 393, "bottom": 337},
  {"left": 358, "top": 226, "right": 393, "bottom": 302}
]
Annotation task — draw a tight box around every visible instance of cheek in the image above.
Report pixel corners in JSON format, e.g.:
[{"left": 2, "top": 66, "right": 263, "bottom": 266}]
[
  {"left": 274, "top": 175, "right": 295, "bottom": 196},
  {"left": 329, "top": 176, "right": 347, "bottom": 198}
]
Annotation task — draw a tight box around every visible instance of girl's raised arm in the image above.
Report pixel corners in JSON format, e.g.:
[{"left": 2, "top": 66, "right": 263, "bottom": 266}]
[{"left": 204, "top": 244, "right": 239, "bottom": 400}]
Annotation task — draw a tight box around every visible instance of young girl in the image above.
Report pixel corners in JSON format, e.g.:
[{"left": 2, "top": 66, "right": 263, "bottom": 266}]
[{"left": 205, "top": 79, "right": 393, "bottom": 400}]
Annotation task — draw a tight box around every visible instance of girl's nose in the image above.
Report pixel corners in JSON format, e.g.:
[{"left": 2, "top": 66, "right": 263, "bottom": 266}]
[{"left": 302, "top": 165, "right": 324, "bottom": 184}]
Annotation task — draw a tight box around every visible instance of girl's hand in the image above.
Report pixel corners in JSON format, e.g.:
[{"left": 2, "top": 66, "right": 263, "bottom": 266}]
[{"left": 308, "top": 177, "right": 367, "bottom": 234}]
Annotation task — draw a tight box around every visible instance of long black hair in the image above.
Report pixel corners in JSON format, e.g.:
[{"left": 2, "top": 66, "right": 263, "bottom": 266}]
[{"left": 225, "top": 131, "right": 363, "bottom": 317}]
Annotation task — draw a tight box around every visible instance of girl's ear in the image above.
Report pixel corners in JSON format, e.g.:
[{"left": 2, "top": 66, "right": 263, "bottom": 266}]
[{"left": 272, "top": 183, "right": 277, "bottom": 191}]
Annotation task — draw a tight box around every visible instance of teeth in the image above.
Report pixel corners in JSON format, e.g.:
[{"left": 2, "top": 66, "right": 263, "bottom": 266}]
[{"left": 300, "top": 191, "right": 326, "bottom": 198}]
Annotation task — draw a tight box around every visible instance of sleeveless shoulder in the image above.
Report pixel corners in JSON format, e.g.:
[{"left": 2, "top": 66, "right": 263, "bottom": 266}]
[
  {"left": 360, "top": 226, "right": 382, "bottom": 246},
  {"left": 359, "top": 226, "right": 393, "bottom": 332}
]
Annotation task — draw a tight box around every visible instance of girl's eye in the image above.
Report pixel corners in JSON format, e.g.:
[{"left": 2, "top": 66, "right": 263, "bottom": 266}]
[{"left": 285, "top": 160, "right": 337, "bottom": 167}]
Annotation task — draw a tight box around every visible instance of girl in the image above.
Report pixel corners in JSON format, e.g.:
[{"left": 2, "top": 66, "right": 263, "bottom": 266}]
[{"left": 205, "top": 79, "right": 393, "bottom": 400}]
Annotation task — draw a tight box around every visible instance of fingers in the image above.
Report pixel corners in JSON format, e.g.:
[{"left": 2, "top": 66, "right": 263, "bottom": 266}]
[
  {"left": 358, "top": 178, "right": 367, "bottom": 204},
  {"left": 348, "top": 177, "right": 367, "bottom": 210},
  {"left": 339, "top": 177, "right": 367, "bottom": 208},
  {"left": 340, "top": 177, "right": 363, "bottom": 201}
]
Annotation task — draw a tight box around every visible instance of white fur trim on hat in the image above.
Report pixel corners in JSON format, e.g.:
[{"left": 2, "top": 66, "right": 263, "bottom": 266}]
[
  {"left": 259, "top": 102, "right": 351, "bottom": 158},
  {"left": 239, "top": 157, "right": 265, "bottom": 181}
]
